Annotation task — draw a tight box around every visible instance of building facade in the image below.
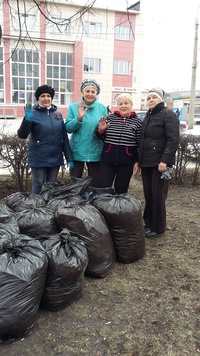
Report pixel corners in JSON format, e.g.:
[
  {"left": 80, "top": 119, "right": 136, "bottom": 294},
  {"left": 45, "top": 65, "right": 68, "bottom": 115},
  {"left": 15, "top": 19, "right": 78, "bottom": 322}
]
[
  {"left": 170, "top": 90, "right": 200, "bottom": 122},
  {"left": 0, "top": 0, "right": 145, "bottom": 119}
]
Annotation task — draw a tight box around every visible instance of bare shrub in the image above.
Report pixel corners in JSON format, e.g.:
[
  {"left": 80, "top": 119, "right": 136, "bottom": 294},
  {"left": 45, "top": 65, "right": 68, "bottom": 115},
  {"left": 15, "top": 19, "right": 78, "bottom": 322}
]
[
  {"left": 173, "top": 134, "right": 200, "bottom": 185},
  {"left": 0, "top": 134, "right": 31, "bottom": 191}
]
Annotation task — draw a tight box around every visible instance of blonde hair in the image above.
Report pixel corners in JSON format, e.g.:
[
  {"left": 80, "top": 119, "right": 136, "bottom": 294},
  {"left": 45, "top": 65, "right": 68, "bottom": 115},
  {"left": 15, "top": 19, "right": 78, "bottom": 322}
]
[{"left": 117, "top": 93, "right": 133, "bottom": 106}]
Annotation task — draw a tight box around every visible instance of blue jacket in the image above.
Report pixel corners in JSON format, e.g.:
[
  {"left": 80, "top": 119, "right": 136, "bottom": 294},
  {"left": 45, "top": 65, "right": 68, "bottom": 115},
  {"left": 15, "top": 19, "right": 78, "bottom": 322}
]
[
  {"left": 65, "top": 98, "right": 107, "bottom": 162},
  {"left": 17, "top": 104, "right": 74, "bottom": 168}
]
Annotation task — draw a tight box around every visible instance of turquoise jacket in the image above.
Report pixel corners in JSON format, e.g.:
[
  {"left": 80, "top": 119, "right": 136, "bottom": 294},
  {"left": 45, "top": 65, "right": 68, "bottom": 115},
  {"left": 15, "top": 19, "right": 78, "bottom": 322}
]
[{"left": 65, "top": 98, "right": 107, "bottom": 162}]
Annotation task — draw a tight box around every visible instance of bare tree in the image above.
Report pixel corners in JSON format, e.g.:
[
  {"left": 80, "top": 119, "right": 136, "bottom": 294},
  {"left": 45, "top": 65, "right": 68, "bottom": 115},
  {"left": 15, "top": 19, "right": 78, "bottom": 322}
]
[
  {"left": 2, "top": 0, "right": 97, "bottom": 54},
  {"left": 1, "top": 0, "right": 136, "bottom": 54}
]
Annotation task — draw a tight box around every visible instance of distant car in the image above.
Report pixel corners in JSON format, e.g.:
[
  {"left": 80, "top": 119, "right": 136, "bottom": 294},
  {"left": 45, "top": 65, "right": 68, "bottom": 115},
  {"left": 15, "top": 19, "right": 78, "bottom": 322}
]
[
  {"left": 182, "top": 125, "right": 200, "bottom": 137},
  {"left": 194, "top": 118, "right": 200, "bottom": 125},
  {"left": 179, "top": 120, "right": 188, "bottom": 135},
  {"left": 182, "top": 125, "right": 200, "bottom": 160},
  {"left": 135, "top": 111, "right": 147, "bottom": 121}
]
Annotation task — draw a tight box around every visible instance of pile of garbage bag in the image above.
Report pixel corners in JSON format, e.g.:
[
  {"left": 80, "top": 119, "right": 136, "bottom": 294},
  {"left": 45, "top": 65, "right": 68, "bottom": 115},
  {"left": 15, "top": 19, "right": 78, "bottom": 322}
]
[{"left": 0, "top": 176, "right": 145, "bottom": 343}]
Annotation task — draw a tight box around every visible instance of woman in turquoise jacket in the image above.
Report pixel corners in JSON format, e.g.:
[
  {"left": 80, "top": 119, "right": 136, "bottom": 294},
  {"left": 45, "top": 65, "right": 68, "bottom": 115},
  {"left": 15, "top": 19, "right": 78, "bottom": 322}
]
[{"left": 65, "top": 78, "right": 107, "bottom": 186}]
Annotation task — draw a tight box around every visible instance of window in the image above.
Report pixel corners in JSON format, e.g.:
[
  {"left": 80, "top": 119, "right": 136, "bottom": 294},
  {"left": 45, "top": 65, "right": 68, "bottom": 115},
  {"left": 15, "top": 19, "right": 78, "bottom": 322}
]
[
  {"left": 13, "top": 13, "right": 36, "bottom": 31},
  {"left": 0, "top": 47, "right": 4, "bottom": 103},
  {"left": 46, "top": 52, "right": 73, "bottom": 106},
  {"left": 84, "top": 21, "right": 102, "bottom": 38},
  {"left": 114, "top": 61, "right": 130, "bottom": 75},
  {"left": 50, "top": 17, "right": 70, "bottom": 34},
  {"left": 115, "top": 25, "right": 132, "bottom": 41},
  {"left": 84, "top": 58, "right": 101, "bottom": 73},
  {"left": 11, "top": 49, "right": 40, "bottom": 104}
]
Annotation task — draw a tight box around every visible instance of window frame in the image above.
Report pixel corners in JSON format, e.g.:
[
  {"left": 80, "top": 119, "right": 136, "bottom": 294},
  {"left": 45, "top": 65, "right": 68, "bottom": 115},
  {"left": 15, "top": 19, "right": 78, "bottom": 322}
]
[
  {"left": 114, "top": 60, "right": 130, "bottom": 75},
  {"left": 115, "top": 25, "right": 132, "bottom": 41},
  {"left": 0, "top": 47, "right": 4, "bottom": 103},
  {"left": 84, "top": 21, "right": 102, "bottom": 38},
  {"left": 11, "top": 48, "right": 40, "bottom": 104},
  {"left": 50, "top": 17, "right": 70, "bottom": 35},
  {"left": 84, "top": 57, "right": 101, "bottom": 73},
  {"left": 13, "top": 12, "right": 36, "bottom": 31},
  {"left": 46, "top": 51, "right": 73, "bottom": 107}
]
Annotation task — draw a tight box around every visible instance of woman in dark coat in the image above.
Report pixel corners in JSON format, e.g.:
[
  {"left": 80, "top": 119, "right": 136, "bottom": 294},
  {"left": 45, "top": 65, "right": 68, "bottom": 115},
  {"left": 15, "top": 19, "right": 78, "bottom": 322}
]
[
  {"left": 17, "top": 85, "right": 74, "bottom": 194},
  {"left": 138, "top": 88, "right": 180, "bottom": 238}
]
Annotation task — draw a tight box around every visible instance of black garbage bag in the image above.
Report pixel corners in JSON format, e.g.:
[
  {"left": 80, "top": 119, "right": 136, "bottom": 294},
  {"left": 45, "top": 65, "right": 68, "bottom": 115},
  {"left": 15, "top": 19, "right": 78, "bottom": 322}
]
[
  {"left": 0, "top": 221, "right": 20, "bottom": 235},
  {"left": 0, "top": 234, "right": 48, "bottom": 342},
  {"left": 0, "top": 204, "right": 19, "bottom": 234},
  {"left": 40, "top": 176, "right": 92, "bottom": 203},
  {"left": 81, "top": 187, "right": 116, "bottom": 205},
  {"left": 55, "top": 202, "right": 116, "bottom": 278},
  {"left": 94, "top": 193, "right": 145, "bottom": 263},
  {"left": 40, "top": 228, "right": 88, "bottom": 311},
  {"left": 47, "top": 194, "right": 84, "bottom": 212},
  {"left": 14, "top": 206, "right": 60, "bottom": 239},
  {"left": 0, "top": 204, "right": 15, "bottom": 223},
  {"left": 6, "top": 192, "right": 45, "bottom": 212},
  {"left": 39, "top": 180, "right": 66, "bottom": 202}
]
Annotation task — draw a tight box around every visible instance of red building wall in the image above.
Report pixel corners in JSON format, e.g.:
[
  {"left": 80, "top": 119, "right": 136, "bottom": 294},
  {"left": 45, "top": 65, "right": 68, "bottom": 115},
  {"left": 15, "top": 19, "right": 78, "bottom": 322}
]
[{"left": 112, "top": 12, "right": 136, "bottom": 88}]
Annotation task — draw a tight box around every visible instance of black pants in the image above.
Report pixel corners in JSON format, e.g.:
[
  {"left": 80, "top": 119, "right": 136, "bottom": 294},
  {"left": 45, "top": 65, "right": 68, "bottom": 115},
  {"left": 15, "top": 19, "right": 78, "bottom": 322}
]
[
  {"left": 70, "top": 161, "right": 100, "bottom": 187},
  {"left": 141, "top": 167, "right": 169, "bottom": 233},
  {"left": 98, "top": 161, "right": 134, "bottom": 194}
]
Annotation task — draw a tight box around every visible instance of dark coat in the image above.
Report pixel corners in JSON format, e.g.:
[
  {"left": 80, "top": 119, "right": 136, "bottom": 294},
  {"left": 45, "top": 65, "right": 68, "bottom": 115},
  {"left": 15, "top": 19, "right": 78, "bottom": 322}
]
[
  {"left": 17, "top": 104, "right": 73, "bottom": 168},
  {"left": 138, "top": 103, "right": 180, "bottom": 167}
]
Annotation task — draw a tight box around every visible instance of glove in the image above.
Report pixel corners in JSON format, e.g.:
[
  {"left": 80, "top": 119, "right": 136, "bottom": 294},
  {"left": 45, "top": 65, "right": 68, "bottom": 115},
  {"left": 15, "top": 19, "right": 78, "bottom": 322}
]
[
  {"left": 24, "top": 103, "right": 34, "bottom": 121},
  {"left": 67, "top": 161, "right": 74, "bottom": 171},
  {"left": 160, "top": 167, "right": 172, "bottom": 180}
]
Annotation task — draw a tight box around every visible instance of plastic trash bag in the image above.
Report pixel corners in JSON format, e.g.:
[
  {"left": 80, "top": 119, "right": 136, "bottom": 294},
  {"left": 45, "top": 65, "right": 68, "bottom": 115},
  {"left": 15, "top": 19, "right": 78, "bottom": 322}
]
[
  {"left": 47, "top": 194, "right": 84, "bottom": 212},
  {"left": 94, "top": 193, "right": 145, "bottom": 263},
  {"left": 0, "top": 234, "right": 48, "bottom": 343},
  {"left": 6, "top": 192, "right": 45, "bottom": 212},
  {"left": 40, "top": 176, "right": 92, "bottom": 203},
  {"left": 81, "top": 187, "right": 116, "bottom": 205},
  {"left": 0, "top": 204, "right": 20, "bottom": 234},
  {"left": 40, "top": 228, "right": 88, "bottom": 311},
  {"left": 0, "top": 204, "right": 15, "bottom": 223},
  {"left": 14, "top": 206, "right": 60, "bottom": 239},
  {"left": 39, "top": 180, "right": 65, "bottom": 202},
  {"left": 55, "top": 202, "right": 115, "bottom": 278}
]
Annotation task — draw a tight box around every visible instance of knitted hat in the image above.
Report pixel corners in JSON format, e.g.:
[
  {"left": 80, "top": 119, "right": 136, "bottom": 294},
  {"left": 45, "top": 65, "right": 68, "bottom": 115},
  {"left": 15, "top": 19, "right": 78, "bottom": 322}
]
[
  {"left": 147, "top": 88, "right": 165, "bottom": 102},
  {"left": 80, "top": 78, "right": 100, "bottom": 95},
  {"left": 35, "top": 85, "right": 55, "bottom": 101}
]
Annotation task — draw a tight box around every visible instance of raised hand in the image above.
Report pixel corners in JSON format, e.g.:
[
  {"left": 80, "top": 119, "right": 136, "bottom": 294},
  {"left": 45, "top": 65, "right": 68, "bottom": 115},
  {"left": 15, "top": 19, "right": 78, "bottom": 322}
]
[
  {"left": 98, "top": 117, "right": 109, "bottom": 133},
  {"left": 77, "top": 101, "right": 88, "bottom": 122},
  {"left": 24, "top": 103, "right": 34, "bottom": 121}
]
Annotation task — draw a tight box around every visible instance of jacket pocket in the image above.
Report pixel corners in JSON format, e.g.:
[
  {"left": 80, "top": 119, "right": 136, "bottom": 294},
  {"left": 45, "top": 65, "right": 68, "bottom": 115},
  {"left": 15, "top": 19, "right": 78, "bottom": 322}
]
[
  {"left": 104, "top": 144, "right": 112, "bottom": 153},
  {"left": 126, "top": 147, "right": 132, "bottom": 156}
]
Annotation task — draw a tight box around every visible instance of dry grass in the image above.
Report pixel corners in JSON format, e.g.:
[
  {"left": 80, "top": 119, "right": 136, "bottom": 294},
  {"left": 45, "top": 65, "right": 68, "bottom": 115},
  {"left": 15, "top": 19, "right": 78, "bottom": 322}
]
[{"left": 0, "top": 176, "right": 200, "bottom": 355}]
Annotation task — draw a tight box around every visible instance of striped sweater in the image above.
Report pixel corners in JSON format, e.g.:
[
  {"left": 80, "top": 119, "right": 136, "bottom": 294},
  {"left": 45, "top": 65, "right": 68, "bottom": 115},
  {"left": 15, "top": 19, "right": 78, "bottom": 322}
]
[{"left": 95, "top": 111, "right": 142, "bottom": 165}]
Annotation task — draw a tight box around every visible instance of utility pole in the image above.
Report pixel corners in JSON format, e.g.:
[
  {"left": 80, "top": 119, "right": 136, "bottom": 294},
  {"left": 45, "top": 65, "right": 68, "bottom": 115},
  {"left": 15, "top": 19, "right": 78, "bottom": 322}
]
[{"left": 188, "top": 18, "right": 199, "bottom": 129}]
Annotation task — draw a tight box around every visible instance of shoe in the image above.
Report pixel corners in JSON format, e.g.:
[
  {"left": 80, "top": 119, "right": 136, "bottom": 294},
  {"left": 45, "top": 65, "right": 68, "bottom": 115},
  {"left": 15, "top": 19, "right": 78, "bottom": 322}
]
[
  {"left": 145, "top": 230, "right": 164, "bottom": 238},
  {"left": 143, "top": 223, "right": 151, "bottom": 229}
]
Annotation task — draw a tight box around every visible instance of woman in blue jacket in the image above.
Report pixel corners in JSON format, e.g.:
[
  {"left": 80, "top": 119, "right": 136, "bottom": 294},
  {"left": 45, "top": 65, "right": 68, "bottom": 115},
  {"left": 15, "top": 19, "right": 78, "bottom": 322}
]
[
  {"left": 17, "top": 85, "right": 74, "bottom": 194},
  {"left": 65, "top": 78, "right": 107, "bottom": 186}
]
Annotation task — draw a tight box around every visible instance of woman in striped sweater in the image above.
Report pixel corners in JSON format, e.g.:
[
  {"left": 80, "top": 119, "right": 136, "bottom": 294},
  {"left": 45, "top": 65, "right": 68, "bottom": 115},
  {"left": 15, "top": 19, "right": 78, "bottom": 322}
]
[{"left": 94, "top": 93, "right": 142, "bottom": 194}]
